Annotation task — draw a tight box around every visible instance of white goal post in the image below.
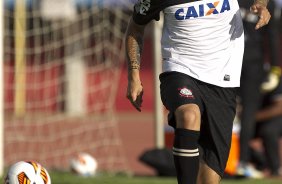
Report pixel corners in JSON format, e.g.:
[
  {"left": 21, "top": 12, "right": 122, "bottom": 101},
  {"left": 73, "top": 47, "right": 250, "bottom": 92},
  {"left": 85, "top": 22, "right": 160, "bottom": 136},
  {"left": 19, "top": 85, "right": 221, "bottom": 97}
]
[{"left": 153, "top": 19, "right": 165, "bottom": 149}]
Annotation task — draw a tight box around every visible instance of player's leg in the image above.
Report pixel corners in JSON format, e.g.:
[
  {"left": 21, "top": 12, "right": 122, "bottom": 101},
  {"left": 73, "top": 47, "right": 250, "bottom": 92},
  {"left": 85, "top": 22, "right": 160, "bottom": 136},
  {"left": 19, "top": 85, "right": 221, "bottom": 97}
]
[
  {"left": 159, "top": 72, "right": 203, "bottom": 184},
  {"left": 173, "top": 104, "right": 201, "bottom": 184},
  {"left": 198, "top": 85, "right": 237, "bottom": 184},
  {"left": 197, "top": 160, "right": 221, "bottom": 184}
]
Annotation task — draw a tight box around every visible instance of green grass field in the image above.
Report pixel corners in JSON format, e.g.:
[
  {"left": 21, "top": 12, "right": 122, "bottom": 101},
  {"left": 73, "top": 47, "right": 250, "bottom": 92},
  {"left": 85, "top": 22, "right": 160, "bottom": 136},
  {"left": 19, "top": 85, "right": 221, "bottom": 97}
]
[{"left": 46, "top": 171, "right": 282, "bottom": 184}]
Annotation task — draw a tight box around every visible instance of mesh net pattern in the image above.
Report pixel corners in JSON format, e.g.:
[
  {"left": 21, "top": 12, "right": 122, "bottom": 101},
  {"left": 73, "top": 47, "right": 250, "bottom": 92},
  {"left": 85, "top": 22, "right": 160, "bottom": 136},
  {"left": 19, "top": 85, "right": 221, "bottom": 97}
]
[{"left": 4, "top": 0, "right": 133, "bottom": 172}]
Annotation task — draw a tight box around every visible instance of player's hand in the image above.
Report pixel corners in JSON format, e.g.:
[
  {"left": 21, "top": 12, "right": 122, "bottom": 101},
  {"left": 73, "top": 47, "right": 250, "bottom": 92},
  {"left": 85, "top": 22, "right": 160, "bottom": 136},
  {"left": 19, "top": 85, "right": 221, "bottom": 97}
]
[
  {"left": 126, "top": 78, "right": 143, "bottom": 112},
  {"left": 250, "top": 2, "right": 271, "bottom": 30}
]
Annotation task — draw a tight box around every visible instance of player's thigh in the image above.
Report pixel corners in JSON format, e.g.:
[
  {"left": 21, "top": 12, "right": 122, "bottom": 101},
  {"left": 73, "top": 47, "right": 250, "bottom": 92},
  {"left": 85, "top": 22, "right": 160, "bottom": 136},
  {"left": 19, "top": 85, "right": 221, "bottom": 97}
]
[{"left": 197, "top": 160, "right": 221, "bottom": 184}]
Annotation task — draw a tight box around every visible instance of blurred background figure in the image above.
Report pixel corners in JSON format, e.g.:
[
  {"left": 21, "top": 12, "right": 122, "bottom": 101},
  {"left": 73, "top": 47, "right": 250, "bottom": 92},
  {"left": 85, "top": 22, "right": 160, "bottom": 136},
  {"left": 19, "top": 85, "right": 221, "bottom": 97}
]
[
  {"left": 253, "top": 76, "right": 282, "bottom": 176},
  {"left": 237, "top": 0, "right": 282, "bottom": 178}
]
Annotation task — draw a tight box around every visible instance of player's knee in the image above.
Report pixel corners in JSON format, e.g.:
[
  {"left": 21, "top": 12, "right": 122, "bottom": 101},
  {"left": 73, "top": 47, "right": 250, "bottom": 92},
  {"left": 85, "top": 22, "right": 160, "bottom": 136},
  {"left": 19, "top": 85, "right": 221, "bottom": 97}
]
[{"left": 175, "top": 105, "right": 200, "bottom": 130}]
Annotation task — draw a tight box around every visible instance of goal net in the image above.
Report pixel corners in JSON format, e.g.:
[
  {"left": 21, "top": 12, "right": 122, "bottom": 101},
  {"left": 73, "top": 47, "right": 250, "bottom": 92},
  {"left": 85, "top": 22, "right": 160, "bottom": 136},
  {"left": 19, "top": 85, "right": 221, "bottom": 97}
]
[{"left": 3, "top": 0, "right": 133, "bottom": 173}]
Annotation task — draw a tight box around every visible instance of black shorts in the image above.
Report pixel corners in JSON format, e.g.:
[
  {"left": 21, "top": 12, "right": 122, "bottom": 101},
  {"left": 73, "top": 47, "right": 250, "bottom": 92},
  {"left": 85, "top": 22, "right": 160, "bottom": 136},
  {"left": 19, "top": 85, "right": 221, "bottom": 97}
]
[{"left": 159, "top": 71, "right": 237, "bottom": 177}]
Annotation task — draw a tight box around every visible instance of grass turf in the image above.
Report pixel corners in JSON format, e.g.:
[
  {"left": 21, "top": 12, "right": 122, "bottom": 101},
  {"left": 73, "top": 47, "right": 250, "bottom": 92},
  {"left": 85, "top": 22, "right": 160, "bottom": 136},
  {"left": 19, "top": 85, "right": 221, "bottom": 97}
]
[{"left": 47, "top": 171, "right": 282, "bottom": 184}]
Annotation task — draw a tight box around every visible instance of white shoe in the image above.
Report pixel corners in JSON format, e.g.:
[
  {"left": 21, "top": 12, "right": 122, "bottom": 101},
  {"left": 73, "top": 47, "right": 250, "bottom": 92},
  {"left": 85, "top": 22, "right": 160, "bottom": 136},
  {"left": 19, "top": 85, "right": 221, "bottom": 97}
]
[{"left": 237, "top": 163, "right": 264, "bottom": 179}]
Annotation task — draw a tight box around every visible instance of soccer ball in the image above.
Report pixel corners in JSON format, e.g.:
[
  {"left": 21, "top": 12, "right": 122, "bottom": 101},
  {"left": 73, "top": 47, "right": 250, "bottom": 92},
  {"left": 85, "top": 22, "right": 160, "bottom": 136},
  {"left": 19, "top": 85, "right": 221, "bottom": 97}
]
[
  {"left": 5, "top": 161, "right": 51, "bottom": 184},
  {"left": 70, "top": 153, "right": 98, "bottom": 177}
]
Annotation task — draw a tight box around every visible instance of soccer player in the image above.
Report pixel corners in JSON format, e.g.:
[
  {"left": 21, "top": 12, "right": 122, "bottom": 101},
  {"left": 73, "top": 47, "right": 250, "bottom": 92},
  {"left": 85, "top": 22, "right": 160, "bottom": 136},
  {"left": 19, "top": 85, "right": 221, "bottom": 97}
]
[{"left": 125, "top": 0, "right": 271, "bottom": 183}]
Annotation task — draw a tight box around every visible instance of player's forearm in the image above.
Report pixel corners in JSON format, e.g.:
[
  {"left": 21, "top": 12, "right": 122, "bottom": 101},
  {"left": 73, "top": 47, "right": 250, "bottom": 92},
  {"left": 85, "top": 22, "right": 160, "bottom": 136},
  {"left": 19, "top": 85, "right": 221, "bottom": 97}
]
[
  {"left": 126, "top": 35, "right": 142, "bottom": 73},
  {"left": 256, "top": 101, "right": 282, "bottom": 121},
  {"left": 254, "top": 0, "right": 269, "bottom": 6},
  {"left": 125, "top": 18, "right": 145, "bottom": 80}
]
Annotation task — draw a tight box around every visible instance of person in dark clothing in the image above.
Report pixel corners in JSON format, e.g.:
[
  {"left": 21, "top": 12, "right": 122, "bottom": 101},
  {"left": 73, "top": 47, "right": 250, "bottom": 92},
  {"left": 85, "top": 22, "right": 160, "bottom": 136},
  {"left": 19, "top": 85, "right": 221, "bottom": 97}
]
[
  {"left": 255, "top": 77, "right": 282, "bottom": 176},
  {"left": 237, "top": 0, "right": 281, "bottom": 178}
]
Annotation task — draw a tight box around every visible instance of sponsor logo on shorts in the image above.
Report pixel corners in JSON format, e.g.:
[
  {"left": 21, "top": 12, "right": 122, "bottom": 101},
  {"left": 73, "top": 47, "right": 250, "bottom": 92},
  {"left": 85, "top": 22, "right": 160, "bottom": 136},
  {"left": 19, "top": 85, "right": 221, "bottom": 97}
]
[{"left": 178, "top": 87, "right": 194, "bottom": 98}]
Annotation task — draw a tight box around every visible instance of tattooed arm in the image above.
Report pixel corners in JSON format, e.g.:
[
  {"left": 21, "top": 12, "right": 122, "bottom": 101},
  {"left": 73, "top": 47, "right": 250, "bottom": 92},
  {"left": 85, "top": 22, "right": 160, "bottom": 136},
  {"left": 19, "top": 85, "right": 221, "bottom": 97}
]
[
  {"left": 251, "top": 0, "right": 271, "bottom": 29},
  {"left": 125, "top": 17, "right": 146, "bottom": 111}
]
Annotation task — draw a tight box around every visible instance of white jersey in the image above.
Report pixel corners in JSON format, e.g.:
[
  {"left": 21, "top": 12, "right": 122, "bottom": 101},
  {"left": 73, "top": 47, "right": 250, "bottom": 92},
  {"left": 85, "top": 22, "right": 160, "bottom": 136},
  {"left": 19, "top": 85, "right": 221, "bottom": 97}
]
[{"left": 133, "top": 0, "right": 244, "bottom": 87}]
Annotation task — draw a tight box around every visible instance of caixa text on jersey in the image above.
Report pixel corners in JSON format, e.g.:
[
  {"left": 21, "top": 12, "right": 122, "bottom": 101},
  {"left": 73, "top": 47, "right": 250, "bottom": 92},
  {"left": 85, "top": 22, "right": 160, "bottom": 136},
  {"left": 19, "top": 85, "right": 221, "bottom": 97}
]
[{"left": 175, "top": 0, "right": 231, "bottom": 20}]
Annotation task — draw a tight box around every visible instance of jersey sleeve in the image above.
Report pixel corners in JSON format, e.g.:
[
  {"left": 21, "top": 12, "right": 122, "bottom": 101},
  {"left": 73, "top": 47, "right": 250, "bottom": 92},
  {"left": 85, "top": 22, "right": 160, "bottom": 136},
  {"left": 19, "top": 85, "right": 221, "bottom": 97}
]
[{"left": 132, "top": 0, "right": 162, "bottom": 25}]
